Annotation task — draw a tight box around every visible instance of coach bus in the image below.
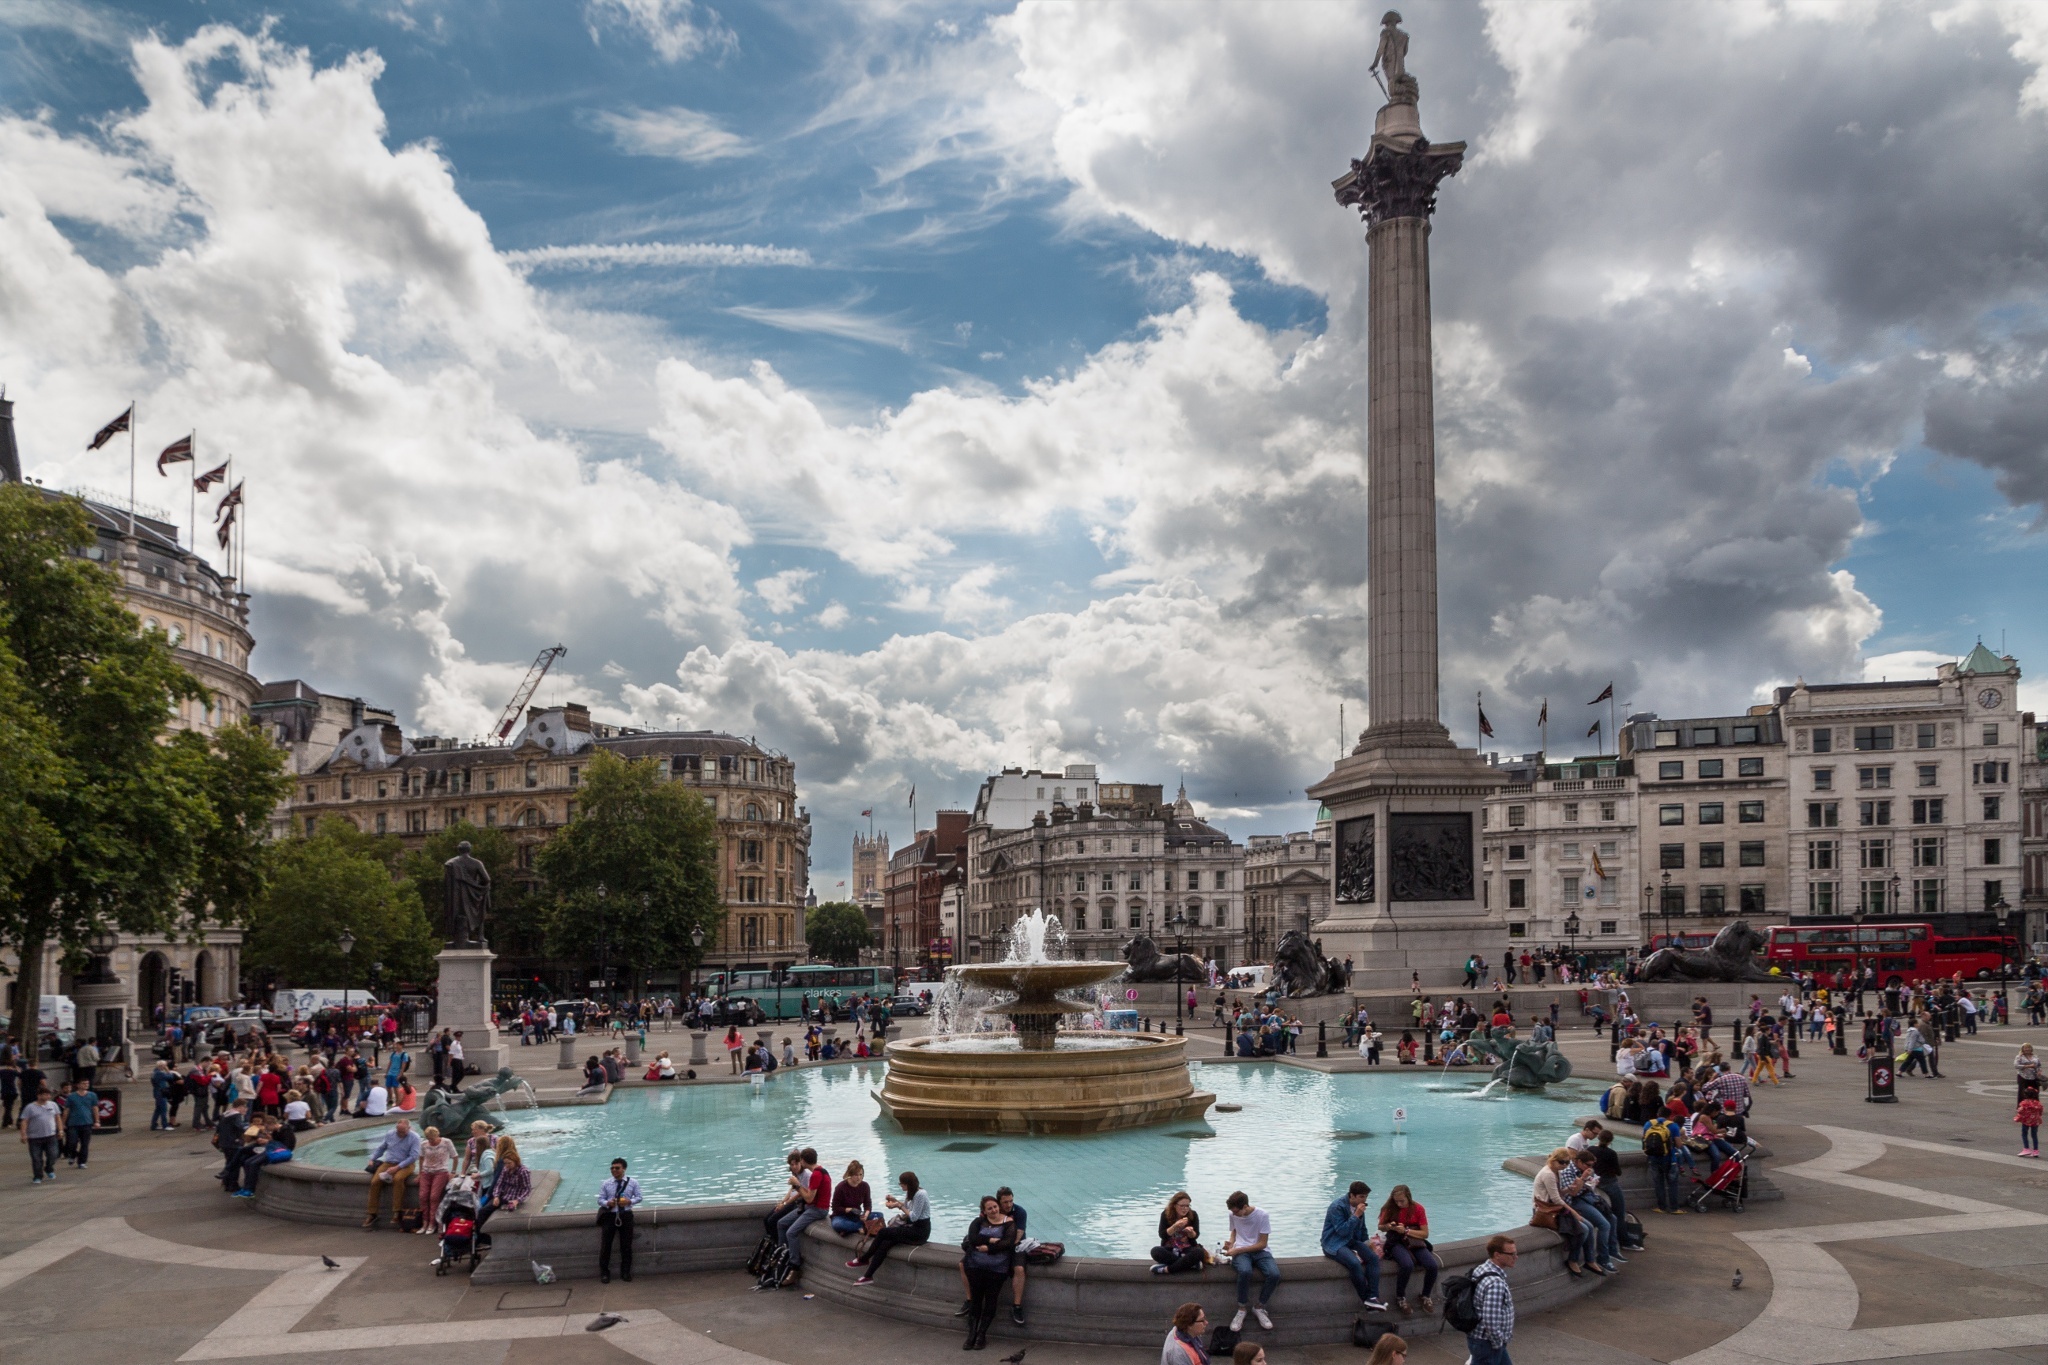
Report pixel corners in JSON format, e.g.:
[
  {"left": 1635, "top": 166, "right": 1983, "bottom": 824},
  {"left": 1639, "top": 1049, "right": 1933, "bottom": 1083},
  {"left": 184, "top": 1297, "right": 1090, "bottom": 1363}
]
[
  {"left": 1762, "top": 922, "right": 2016, "bottom": 985},
  {"left": 703, "top": 964, "right": 897, "bottom": 1021}
]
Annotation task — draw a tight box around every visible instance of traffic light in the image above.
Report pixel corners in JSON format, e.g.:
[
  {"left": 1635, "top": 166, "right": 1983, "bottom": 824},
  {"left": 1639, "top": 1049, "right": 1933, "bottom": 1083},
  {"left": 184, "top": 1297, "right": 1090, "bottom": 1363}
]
[{"left": 167, "top": 966, "right": 183, "bottom": 1007}]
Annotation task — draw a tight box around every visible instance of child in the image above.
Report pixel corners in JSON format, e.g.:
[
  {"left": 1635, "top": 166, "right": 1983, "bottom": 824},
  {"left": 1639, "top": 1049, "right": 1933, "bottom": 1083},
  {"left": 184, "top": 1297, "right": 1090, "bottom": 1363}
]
[{"left": 2018, "top": 1084, "right": 2042, "bottom": 1158}]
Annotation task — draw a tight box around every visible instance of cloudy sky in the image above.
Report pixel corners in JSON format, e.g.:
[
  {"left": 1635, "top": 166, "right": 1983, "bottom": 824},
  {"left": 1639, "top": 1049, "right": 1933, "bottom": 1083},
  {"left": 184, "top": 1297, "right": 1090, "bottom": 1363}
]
[{"left": 4, "top": 0, "right": 2046, "bottom": 893}]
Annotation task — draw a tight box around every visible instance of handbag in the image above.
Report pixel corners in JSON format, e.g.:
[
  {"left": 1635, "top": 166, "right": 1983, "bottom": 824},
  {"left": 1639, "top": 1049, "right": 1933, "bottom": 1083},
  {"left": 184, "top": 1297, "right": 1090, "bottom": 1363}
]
[{"left": 1530, "top": 1201, "right": 1563, "bottom": 1230}]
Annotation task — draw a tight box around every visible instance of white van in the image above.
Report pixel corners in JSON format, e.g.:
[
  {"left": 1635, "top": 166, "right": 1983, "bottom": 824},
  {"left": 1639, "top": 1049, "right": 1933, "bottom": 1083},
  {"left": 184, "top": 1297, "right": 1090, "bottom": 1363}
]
[
  {"left": 271, "top": 988, "right": 382, "bottom": 1022},
  {"left": 39, "top": 995, "right": 76, "bottom": 1033}
]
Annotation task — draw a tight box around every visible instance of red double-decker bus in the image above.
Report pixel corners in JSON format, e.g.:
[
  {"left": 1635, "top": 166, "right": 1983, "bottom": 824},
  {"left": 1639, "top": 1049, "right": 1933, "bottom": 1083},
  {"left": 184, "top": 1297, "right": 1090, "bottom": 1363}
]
[{"left": 1763, "top": 922, "right": 2016, "bottom": 985}]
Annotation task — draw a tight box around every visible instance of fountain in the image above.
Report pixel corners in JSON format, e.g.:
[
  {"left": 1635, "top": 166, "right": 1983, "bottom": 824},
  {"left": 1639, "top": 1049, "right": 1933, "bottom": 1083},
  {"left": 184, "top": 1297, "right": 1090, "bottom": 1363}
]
[{"left": 873, "top": 910, "right": 1215, "bottom": 1134}]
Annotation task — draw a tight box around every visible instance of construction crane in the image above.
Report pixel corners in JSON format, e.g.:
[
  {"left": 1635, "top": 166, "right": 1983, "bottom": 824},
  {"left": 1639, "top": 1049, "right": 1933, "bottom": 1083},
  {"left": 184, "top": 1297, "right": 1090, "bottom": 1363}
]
[{"left": 495, "top": 645, "right": 567, "bottom": 739}]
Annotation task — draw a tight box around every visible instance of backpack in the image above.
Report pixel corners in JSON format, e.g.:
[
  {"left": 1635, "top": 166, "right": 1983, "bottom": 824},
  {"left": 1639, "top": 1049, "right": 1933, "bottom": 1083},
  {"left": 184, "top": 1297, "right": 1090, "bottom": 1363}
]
[
  {"left": 1353, "top": 1318, "right": 1392, "bottom": 1349},
  {"left": 1022, "top": 1241, "right": 1065, "bottom": 1265},
  {"left": 1442, "top": 1271, "right": 1483, "bottom": 1333},
  {"left": 1642, "top": 1122, "right": 1670, "bottom": 1159},
  {"left": 1206, "top": 1323, "right": 1240, "bottom": 1357}
]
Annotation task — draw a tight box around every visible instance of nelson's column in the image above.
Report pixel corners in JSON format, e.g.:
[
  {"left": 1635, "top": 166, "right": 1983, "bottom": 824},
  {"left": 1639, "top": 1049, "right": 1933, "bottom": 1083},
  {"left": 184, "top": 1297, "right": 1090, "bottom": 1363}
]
[{"left": 1308, "top": 13, "right": 1505, "bottom": 985}]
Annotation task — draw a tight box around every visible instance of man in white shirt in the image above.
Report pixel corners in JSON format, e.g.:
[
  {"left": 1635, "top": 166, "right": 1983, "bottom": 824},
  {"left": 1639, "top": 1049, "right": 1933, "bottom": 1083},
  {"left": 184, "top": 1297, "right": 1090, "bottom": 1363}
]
[
  {"left": 363, "top": 1084, "right": 390, "bottom": 1117},
  {"left": 448, "top": 1034, "right": 467, "bottom": 1085}
]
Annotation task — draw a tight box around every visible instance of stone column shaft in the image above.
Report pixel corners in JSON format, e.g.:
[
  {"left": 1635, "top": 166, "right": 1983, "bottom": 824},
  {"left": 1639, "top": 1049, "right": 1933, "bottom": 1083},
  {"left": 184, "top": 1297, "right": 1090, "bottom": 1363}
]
[{"left": 1366, "top": 214, "right": 1442, "bottom": 735}]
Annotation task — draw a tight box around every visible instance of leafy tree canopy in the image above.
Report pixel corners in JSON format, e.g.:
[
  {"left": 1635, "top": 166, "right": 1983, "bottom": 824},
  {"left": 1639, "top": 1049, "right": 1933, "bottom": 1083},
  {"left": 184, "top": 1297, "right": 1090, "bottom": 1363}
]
[
  {"left": 243, "top": 819, "right": 436, "bottom": 989},
  {"left": 804, "top": 901, "right": 872, "bottom": 965},
  {"left": 533, "top": 750, "right": 722, "bottom": 988}
]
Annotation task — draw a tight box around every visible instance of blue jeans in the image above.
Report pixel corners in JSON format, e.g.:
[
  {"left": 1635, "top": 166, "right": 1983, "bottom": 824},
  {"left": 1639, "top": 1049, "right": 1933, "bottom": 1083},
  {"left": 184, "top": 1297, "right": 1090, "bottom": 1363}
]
[
  {"left": 1649, "top": 1158, "right": 1681, "bottom": 1212},
  {"left": 829, "top": 1213, "right": 865, "bottom": 1236},
  {"left": 1468, "top": 1335, "right": 1513, "bottom": 1365},
  {"left": 1570, "top": 1197, "right": 1615, "bottom": 1263},
  {"left": 152, "top": 1095, "right": 170, "bottom": 1129},
  {"left": 1231, "top": 1248, "right": 1280, "bottom": 1306},
  {"left": 778, "top": 1205, "right": 826, "bottom": 1266},
  {"left": 1321, "top": 1241, "right": 1381, "bottom": 1302}
]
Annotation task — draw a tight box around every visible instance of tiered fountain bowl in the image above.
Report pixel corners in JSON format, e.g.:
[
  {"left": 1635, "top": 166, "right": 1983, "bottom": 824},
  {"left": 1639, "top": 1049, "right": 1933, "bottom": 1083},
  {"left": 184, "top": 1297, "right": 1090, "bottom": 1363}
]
[{"left": 874, "top": 955, "right": 1214, "bottom": 1135}]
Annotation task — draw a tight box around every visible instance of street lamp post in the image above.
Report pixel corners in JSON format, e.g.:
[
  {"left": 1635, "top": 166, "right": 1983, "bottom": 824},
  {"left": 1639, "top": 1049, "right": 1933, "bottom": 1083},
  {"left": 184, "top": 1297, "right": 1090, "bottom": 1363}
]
[
  {"left": 690, "top": 924, "right": 706, "bottom": 999},
  {"left": 1661, "top": 870, "right": 1673, "bottom": 951},
  {"left": 1565, "top": 909, "right": 1581, "bottom": 964},
  {"left": 595, "top": 882, "right": 609, "bottom": 1008},
  {"left": 1642, "top": 883, "right": 1655, "bottom": 954},
  {"left": 1170, "top": 908, "right": 1188, "bottom": 1037},
  {"left": 1995, "top": 896, "right": 2013, "bottom": 1016},
  {"left": 338, "top": 928, "right": 356, "bottom": 1041}
]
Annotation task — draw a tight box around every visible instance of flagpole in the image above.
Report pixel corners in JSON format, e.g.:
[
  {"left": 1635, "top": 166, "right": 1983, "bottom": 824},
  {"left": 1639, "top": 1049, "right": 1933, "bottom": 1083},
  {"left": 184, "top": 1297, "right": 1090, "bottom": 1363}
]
[
  {"left": 1540, "top": 699, "right": 1548, "bottom": 759},
  {"left": 1609, "top": 694, "right": 1617, "bottom": 754},
  {"left": 1476, "top": 691, "right": 1482, "bottom": 750},
  {"left": 189, "top": 431, "right": 197, "bottom": 555},
  {"left": 127, "top": 400, "right": 137, "bottom": 537}
]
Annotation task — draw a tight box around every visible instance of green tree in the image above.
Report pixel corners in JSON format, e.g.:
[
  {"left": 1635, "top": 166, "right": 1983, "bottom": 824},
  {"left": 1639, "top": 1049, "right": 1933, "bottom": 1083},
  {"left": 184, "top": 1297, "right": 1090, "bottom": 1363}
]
[
  {"left": 533, "top": 750, "right": 721, "bottom": 994},
  {"left": 0, "top": 485, "right": 215, "bottom": 1047},
  {"left": 176, "top": 721, "right": 292, "bottom": 933},
  {"left": 243, "top": 820, "right": 437, "bottom": 989},
  {"left": 804, "top": 902, "right": 873, "bottom": 965}
]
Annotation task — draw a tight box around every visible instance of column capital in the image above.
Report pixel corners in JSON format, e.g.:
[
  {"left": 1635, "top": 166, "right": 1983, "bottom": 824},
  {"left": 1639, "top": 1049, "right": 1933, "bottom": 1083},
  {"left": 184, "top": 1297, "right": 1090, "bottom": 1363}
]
[{"left": 1333, "top": 137, "right": 1466, "bottom": 227}]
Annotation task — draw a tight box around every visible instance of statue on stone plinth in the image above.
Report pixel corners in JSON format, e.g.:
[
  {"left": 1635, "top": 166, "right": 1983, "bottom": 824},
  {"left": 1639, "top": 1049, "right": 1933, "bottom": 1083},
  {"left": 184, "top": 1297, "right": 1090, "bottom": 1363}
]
[
  {"left": 1639, "top": 920, "right": 1781, "bottom": 984},
  {"left": 442, "top": 840, "right": 492, "bottom": 949},
  {"left": 1370, "top": 11, "right": 1417, "bottom": 104},
  {"left": 419, "top": 1066, "right": 525, "bottom": 1140}
]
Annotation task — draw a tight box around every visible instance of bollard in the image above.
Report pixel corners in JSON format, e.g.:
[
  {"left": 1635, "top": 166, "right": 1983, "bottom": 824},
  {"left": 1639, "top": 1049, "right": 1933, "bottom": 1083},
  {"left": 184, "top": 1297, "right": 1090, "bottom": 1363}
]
[
  {"left": 557, "top": 1035, "right": 577, "bottom": 1070},
  {"left": 756, "top": 1028, "right": 775, "bottom": 1057},
  {"left": 1316, "top": 1019, "right": 1329, "bottom": 1059},
  {"left": 689, "top": 1030, "right": 709, "bottom": 1067},
  {"left": 625, "top": 1035, "right": 641, "bottom": 1065}
]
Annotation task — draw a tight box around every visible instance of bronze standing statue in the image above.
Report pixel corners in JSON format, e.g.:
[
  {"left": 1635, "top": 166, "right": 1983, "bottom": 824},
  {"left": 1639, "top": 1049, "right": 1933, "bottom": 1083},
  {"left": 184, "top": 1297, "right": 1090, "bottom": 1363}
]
[{"left": 442, "top": 840, "right": 492, "bottom": 949}]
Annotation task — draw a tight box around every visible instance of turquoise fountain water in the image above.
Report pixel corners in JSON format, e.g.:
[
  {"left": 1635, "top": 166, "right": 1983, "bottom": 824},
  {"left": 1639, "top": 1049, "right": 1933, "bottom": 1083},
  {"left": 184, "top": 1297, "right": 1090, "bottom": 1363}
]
[{"left": 299, "top": 1062, "right": 1595, "bottom": 1257}]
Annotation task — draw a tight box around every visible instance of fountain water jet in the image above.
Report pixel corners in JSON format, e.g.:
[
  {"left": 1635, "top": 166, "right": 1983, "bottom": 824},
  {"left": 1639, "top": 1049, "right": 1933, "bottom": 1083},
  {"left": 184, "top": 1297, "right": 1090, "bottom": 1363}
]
[{"left": 874, "top": 909, "right": 1214, "bottom": 1134}]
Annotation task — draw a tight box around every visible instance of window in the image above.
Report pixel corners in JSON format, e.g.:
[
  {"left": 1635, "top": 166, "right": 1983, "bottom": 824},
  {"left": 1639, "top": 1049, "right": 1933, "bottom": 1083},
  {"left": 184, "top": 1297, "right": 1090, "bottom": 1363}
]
[
  {"left": 305, "top": 785, "right": 316, "bottom": 802},
  {"left": 1807, "top": 802, "right": 1839, "bottom": 828},
  {"left": 1691, "top": 728, "right": 1720, "bottom": 746},
  {"left": 740, "top": 840, "right": 763, "bottom": 863},
  {"left": 1917, "top": 723, "right": 1937, "bottom": 748},
  {"left": 1562, "top": 842, "right": 1579, "bottom": 859},
  {"left": 373, "top": 813, "right": 386, "bottom": 834},
  {"left": 1917, "top": 764, "right": 1938, "bottom": 787},
  {"left": 1561, "top": 874, "right": 1582, "bottom": 904},
  {"left": 1733, "top": 725, "right": 1760, "bottom": 744},
  {"left": 1809, "top": 881, "right": 1837, "bottom": 914},
  {"left": 1128, "top": 872, "right": 1143, "bottom": 891},
  {"left": 1861, "top": 880, "right": 1889, "bottom": 914},
  {"left": 1507, "top": 844, "right": 1526, "bottom": 861},
  {"left": 1808, "top": 727, "right": 1833, "bottom": 753},
  {"left": 1131, "top": 840, "right": 1141, "bottom": 853},
  {"left": 565, "top": 800, "right": 577, "bottom": 822},
  {"left": 1655, "top": 730, "right": 1680, "bottom": 748},
  {"left": 1985, "top": 795, "right": 2002, "bottom": 821},
  {"left": 1912, "top": 798, "right": 1945, "bottom": 824},
  {"left": 1507, "top": 878, "right": 1527, "bottom": 908},
  {"left": 1914, "top": 878, "right": 1943, "bottom": 914},
  {"left": 1698, "top": 802, "right": 1725, "bottom": 824},
  {"left": 1186, "top": 871, "right": 1200, "bottom": 890},
  {"left": 484, "top": 805, "right": 498, "bottom": 826},
  {"left": 1036, "top": 788, "right": 1045, "bottom": 798},
  {"left": 1911, "top": 835, "right": 1943, "bottom": 868},
  {"left": 1128, "top": 908, "right": 1142, "bottom": 929},
  {"left": 1858, "top": 800, "right": 1891, "bottom": 826},
  {"left": 1699, "top": 759, "right": 1724, "bottom": 779},
  {"left": 1699, "top": 843, "right": 1725, "bottom": 868},
  {"left": 1661, "top": 886, "right": 1685, "bottom": 914},
  {"left": 1974, "top": 761, "right": 2012, "bottom": 785},
  {"left": 1813, "top": 768, "right": 1834, "bottom": 791},
  {"left": 1101, "top": 873, "right": 1114, "bottom": 892},
  {"left": 1853, "top": 726, "right": 1894, "bottom": 751},
  {"left": 1857, "top": 766, "right": 1891, "bottom": 789},
  {"left": 1700, "top": 885, "right": 1727, "bottom": 915},
  {"left": 1214, "top": 871, "right": 1230, "bottom": 890},
  {"left": 304, "top": 815, "right": 317, "bottom": 836},
  {"left": 1563, "top": 802, "right": 1580, "bottom": 822},
  {"left": 1984, "top": 724, "right": 2000, "bottom": 746},
  {"left": 484, "top": 771, "right": 497, "bottom": 792},
  {"left": 1508, "top": 921, "right": 1528, "bottom": 939},
  {"left": 1738, "top": 757, "right": 1764, "bottom": 777},
  {"left": 1659, "top": 761, "right": 1683, "bottom": 781},
  {"left": 568, "top": 765, "right": 580, "bottom": 787},
  {"left": 1985, "top": 839, "right": 2002, "bottom": 865},
  {"left": 1600, "top": 920, "right": 1618, "bottom": 935},
  {"left": 1600, "top": 801, "right": 1616, "bottom": 821},
  {"left": 745, "top": 803, "right": 762, "bottom": 821},
  {"left": 340, "top": 776, "right": 353, "bottom": 800},
  {"left": 1660, "top": 844, "right": 1686, "bottom": 869},
  {"left": 1659, "top": 804, "right": 1685, "bottom": 826},
  {"left": 1808, "top": 839, "right": 1838, "bottom": 871},
  {"left": 1739, "top": 841, "right": 1766, "bottom": 867},
  {"left": 1984, "top": 880, "right": 2006, "bottom": 911},
  {"left": 1859, "top": 838, "right": 1890, "bottom": 870},
  {"left": 1740, "top": 885, "right": 1766, "bottom": 915},
  {"left": 1507, "top": 805, "right": 1526, "bottom": 827},
  {"left": 524, "top": 761, "right": 538, "bottom": 788},
  {"left": 376, "top": 779, "right": 388, "bottom": 799},
  {"left": 1738, "top": 801, "right": 1765, "bottom": 823}
]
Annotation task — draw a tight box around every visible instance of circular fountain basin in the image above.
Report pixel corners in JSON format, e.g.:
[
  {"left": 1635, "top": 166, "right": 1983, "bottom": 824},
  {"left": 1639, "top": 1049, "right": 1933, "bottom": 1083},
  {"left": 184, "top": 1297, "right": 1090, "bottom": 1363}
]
[
  {"left": 875, "top": 1032, "right": 1214, "bottom": 1134},
  {"left": 948, "top": 960, "right": 1127, "bottom": 996}
]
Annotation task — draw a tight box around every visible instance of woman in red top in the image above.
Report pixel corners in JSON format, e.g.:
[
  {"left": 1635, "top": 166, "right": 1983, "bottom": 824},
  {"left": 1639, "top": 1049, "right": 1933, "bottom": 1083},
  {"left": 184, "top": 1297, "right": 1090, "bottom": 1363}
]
[
  {"left": 255, "top": 1066, "right": 284, "bottom": 1115},
  {"left": 1376, "top": 1185, "right": 1440, "bottom": 1313}
]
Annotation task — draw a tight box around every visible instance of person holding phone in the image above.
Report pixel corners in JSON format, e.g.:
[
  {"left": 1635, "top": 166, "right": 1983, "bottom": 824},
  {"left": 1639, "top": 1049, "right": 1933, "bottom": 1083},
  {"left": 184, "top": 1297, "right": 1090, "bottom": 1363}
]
[{"left": 597, "top": 1157, "right": 642, "bottom": 1284}]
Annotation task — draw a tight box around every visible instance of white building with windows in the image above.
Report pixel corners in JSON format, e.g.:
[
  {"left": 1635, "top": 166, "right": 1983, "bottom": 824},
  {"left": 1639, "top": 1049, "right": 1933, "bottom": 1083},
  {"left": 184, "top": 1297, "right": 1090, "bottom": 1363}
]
[
  {"left": 1480, "top": 754, "right": 1642, "bottom": 950},
  {"left": 1244, "top": 823, "right": 1333, "bottom": 963},
  {"left": 1779, "top": 647, "right": 2024, "bottom": 925},
  {"left": 1623, "top": 711, "right": 1791, "bottom": 937}
]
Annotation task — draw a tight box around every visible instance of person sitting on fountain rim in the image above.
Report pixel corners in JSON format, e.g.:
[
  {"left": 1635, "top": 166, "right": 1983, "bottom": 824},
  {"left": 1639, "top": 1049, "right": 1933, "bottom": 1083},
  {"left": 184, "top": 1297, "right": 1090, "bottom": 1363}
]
[
  {"left": 1151, "top": 1190, "right": 1209, "bottom": 1274},
  {"left": 775, "top": 1146, "right": 831, "bottom": 1287},
  {"left": 1321, "top": 1179, "right": 1388, "bottom": 1312},
  {"left": 846, "top": 1170, "right": 930, "bottom": 1284},
  {"left": 1224, "top": 1191, "right": 1281, "bottom": 1332},
  {"left": 956, "top": 1186, "right": 1030, "bottom": 1325},
  {"left": 1377, "top": 1185, "right": 1439, "bottom": 1314}
]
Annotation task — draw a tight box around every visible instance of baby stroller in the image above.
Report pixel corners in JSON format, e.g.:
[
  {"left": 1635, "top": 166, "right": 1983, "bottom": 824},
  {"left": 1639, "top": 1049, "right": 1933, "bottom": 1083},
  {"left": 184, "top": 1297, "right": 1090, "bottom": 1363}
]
[
  {"left": 434, "top": 1175, "right": 483, "bottom": 1275},
  {"left": 1687, "top": 1142, "right": 1756, "bottom": 1214}
]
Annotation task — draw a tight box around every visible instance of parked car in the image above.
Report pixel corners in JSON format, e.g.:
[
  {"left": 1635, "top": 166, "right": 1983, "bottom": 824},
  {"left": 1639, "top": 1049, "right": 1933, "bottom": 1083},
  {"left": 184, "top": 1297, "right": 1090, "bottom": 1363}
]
[
  {"left": 0, "top": 1015, "right": 75, "bottom": 1063},
  {"left": 887, "top": 993, "right": 929, "bottom": 1017}
]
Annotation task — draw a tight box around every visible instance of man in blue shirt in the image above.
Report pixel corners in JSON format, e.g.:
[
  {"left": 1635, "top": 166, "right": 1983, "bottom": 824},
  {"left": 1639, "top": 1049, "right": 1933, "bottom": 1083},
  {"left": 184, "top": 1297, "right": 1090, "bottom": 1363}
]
[
  {"left": 362, "top": 1118, "right": 421, "bottom": 1228},
  {"left": 61, "top": 1078, "right": 97, "bottom": 1169},
  {"left": 1321, "top": 1179, "right": 1388, "bottom": 1310},
  {"left": 598, "top": 1157, "right": 642, "bottom": 1284}
]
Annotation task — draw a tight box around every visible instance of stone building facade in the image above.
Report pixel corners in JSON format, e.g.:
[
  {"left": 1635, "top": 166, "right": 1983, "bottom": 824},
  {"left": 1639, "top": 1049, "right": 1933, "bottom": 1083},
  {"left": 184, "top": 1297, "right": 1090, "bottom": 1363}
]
[
  {"left": 852, "top": 829, "right": 890, "bottom": 958},
  {"left": 1622, "top": 711, "right": 1791, "bottom": 939},
  {"left": 1479, "top": 754, "right": 1642, "bottom": 950},
  {"left": 883, "top": 812, "right": 969, "bottom": 976},
  {"left": 281, "top": 703, "right": 811, "bottom": 981},
  {"left": 1243, "top": 824, "right": 1332, "bottom": 963},
  {"left": 2022, "top": 714, "right": 2046, "bottom": 950},
  {"left": 965, "top": 785, "right": 1246, "bottom": 967}
]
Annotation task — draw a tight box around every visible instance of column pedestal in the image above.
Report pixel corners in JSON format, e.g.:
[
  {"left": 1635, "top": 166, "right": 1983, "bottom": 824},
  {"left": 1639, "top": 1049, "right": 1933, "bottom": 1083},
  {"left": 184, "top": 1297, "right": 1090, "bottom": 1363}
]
[
  {"left": 71, "top": 978, "right": 134, "bottom": 1082},
  {"left": 433, "top": 948, "right": 502, "bottom": 1076},
  {"left": 688, "top": 1031, "right": 710, "bottom": 1066}
]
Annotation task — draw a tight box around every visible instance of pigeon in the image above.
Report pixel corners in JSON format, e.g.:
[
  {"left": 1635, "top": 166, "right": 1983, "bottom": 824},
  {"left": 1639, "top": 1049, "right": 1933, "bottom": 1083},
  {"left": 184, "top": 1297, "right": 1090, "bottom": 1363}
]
[
  {"left": 587, "top": 1313, "right": 627, "bottom": 1332},
  {"left": 1731, "top": 1269, "right": 1743, "bottom": 1290},
  {"left": 1001, "top": 1350, "right": 1028, "bottom": 1364},
  {"left": 531, "top": 1260, "right": 556, "bottom": 1284},
  {"left": 320, "top": 1256, "right": 341, "bottom": 1271}
]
